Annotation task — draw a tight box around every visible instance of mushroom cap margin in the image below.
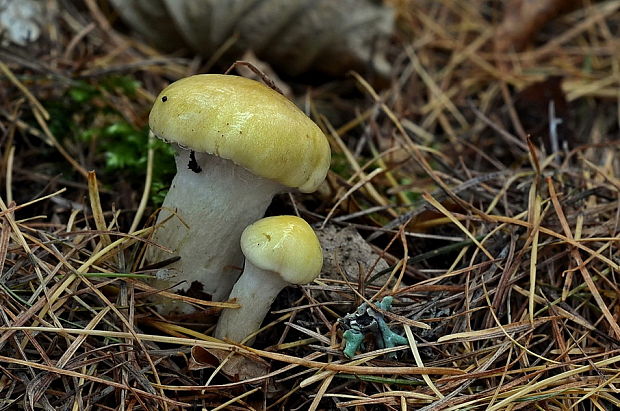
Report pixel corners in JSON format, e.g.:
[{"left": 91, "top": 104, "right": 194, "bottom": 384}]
[{"left": 149, "top": 74, "right": 331, "bottom": 193}]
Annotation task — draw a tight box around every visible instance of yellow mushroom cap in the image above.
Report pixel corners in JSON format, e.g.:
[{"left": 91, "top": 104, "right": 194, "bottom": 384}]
[
  {"left": 149, "top": 74, "right": 331, "bottom": 193},
  {"left": 240, "top": 216, "right": 323, "bottom": 284}
]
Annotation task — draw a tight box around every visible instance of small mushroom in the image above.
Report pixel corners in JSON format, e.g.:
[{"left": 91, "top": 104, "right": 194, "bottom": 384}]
[
  {"left": 147, "top": 74, "right": 330, "bottom": 311},
  {"left": 214, "top": 215, "right": 323, "bottom": 344}
]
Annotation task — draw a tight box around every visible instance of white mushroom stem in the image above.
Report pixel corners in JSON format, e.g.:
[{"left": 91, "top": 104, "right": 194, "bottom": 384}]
[
  {"left": 214, "top": 261, "right": 289, "bottom": 343},
  {"left": 147, "top": 145, "right": 283, "bottom": 309}
]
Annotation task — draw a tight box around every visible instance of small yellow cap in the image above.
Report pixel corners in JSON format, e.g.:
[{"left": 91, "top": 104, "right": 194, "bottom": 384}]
[
  {"left": 149, "top": 74, "right": 331, "bottom": 193},
  {"left": 240, "top": 216, "right": 323, "bottom": 284}
]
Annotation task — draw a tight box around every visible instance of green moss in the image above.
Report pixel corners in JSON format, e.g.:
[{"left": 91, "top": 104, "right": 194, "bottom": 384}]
[
  {"left": 81, "top": 121, "right": 175, "bottom": 206},
  {"left": 41, "top": 75, "right": 175, "bottom": 206}
]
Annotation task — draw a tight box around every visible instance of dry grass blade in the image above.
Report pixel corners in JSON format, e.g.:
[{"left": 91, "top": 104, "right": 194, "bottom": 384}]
[
  {"left": 546, "top": 176, "right": 620, "bottom": 338},
  {"left": 422, "top": 192, "right": 494, "bottom": 260},
  {"left": 0, "top": 354, "right": 188, "bottom": 407},
  {"left": 0, "top": 326, "right": 465, "bottom": 376},
  {"left": 404, "top": 325, "right": 444, "bottom": 398},
  {"left": 437, "top": 317, "right": 559, "bottom": 343},
  {"left": 87, "top": 171, "right": 111, "bottom": 249}
]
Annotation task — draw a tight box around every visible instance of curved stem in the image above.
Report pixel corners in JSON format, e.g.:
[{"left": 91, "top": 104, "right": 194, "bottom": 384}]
[{"left": 214, "top": 261, "right": 288, "bottom": 344}]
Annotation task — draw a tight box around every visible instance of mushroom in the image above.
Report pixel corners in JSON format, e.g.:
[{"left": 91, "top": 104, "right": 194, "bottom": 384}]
[
  {"left": 146, "top": 74, "right": 330, "bottom": 311},
  {"left": 214, "top": 215, "right": 323, "bottom": 344}
]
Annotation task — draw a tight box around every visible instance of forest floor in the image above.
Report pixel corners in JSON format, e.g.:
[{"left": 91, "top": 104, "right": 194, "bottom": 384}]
[{"left": 0, "top": 0, "right": 619, "bottom": 409}]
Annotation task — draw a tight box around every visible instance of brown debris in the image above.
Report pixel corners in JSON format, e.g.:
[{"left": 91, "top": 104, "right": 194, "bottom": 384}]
[{"left": 494, "top": 0, "right": 582, "bottom": 52}]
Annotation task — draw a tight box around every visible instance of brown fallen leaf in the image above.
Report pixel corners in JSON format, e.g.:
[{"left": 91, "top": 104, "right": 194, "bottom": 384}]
[
  {"left": 190, "top": 345, "right": 271, "bottom": 383},
  {"left": 109, "top": 0, "right": 187, "bottom": 52},
  {"left": 494, "top": 0, "right": 581, "bottom": 52},
  {"left": 110, "top": 0, "right": 394, "bottom": 80},
  {"left": 514, "top": 76, "right": 574, "bottom": 151}
]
